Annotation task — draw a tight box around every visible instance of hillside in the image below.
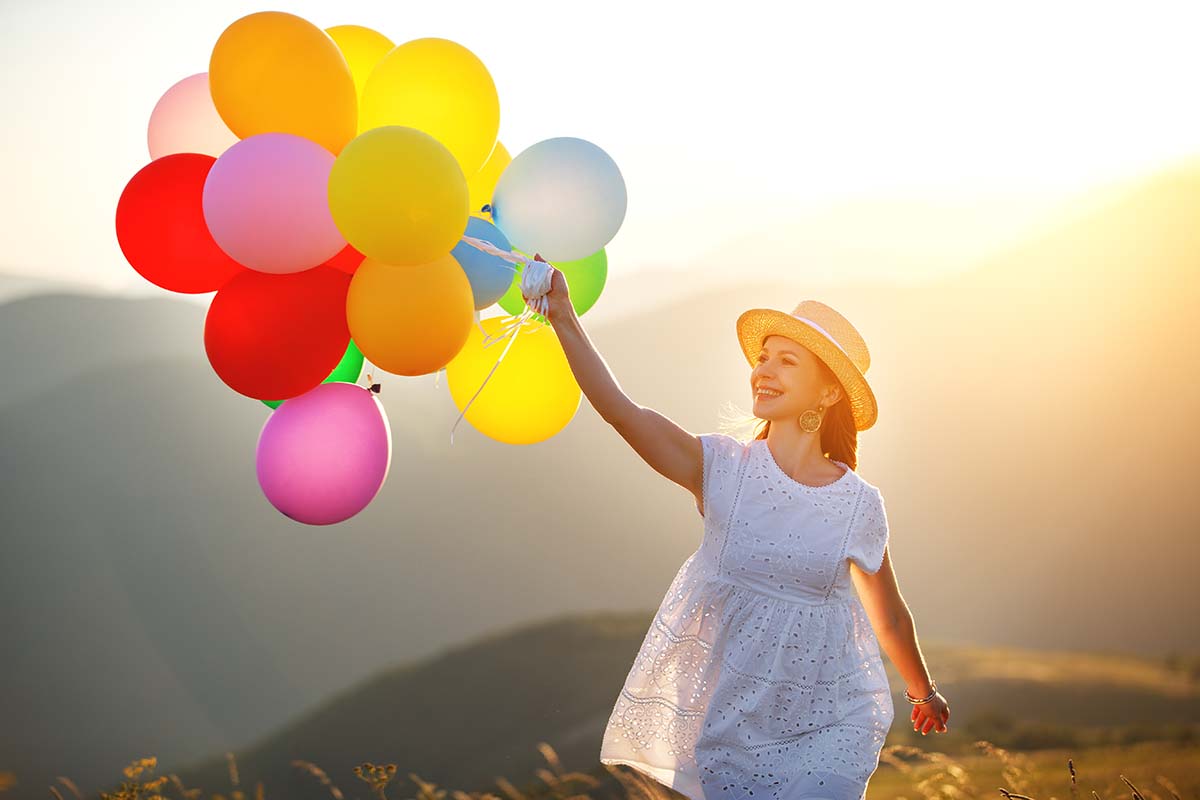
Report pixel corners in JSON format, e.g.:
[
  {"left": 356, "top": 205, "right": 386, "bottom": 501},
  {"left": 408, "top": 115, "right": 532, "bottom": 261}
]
[{"left": 126, "top": 611, "right": 1200, "bottom": 800}]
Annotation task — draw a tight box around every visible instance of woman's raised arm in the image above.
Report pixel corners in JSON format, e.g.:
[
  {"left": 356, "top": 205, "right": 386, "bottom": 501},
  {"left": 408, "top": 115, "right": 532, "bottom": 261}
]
[{"left": 535, "top": 267, "right": 704, "bottom": 503}]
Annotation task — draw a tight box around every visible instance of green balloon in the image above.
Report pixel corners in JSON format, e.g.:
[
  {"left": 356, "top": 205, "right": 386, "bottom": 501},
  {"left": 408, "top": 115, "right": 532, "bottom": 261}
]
[
  {"left": 262, "top": 338, "right": 365, "bottom": 409},
  {"left": 496, "top": 247, "right": 607, "bottom": 323}
]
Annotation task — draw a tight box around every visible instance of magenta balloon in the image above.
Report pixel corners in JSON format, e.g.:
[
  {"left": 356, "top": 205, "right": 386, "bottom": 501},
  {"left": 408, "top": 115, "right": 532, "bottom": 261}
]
[
  {"left": 202, "top": 132, "right": 347, "bottom": 274},
  {"left": 256, "top": 382, "right": 392, "bottom": 525},
  {"left": 147, "top": 73, "right": 239, "bottom": 160}
]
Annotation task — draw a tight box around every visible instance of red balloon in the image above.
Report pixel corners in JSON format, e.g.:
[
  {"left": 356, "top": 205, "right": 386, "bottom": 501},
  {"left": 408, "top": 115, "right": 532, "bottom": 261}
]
[
  {"left": 115, "top": 153, "right": 244, "bottom": 293},
  {"left": 322, "top": 244, "right": 366, "bottom": 275},
  {"left": 204, "top": 266, "right": 352, "bottom": 400}
]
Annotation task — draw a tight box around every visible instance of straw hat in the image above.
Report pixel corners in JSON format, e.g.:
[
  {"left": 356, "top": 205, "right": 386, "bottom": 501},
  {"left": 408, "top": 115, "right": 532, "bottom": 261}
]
[{"left": 736, "top": 300, "right": 878, "bottom": 431}]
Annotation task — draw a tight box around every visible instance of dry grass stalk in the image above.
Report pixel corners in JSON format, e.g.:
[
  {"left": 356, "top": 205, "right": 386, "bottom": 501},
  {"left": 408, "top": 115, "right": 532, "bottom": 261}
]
[
  {"left": 354, "top": 762, "right": 400, "bottom": 800},
  {"left": 1152, "top": 775, "right": 1181, "bottom": 800},
  {"left": 225, "top": 753, "right": 240, "bottom": 789},
  {"left": 407, "top": 772, "right": 448, "bottom": 800},
  {"left": 975, "top": 740, "right": 1033, "bottom": 795},
  {"left": 600, "top": 764, "right": 683, "bottom": 800},
  {"left": 492, "top": 776, "right": 527, "bottom": 800},
  {"left": 167, "top": 773, "right": 202, "bottom": 800},
  {"left": 56, "top": 776, "right": 83, "bottom": 800},
  {"left": 98, "top": 756, "right": 169, "bottom": 800},
  {"left": 1120, "top": 774, "right": 1147, "bottom": 800},
  {"left": 533, "top": 743, "right": 601, "bottom": 800},
  {"left": 291, "top": 760, "right": 345, "bottom": 800}
]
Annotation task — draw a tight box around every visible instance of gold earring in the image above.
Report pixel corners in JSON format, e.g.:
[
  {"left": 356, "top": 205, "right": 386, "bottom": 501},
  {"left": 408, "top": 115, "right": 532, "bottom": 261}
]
[{"left": 799, "top": 404, "right": 824, "bottom": 433}]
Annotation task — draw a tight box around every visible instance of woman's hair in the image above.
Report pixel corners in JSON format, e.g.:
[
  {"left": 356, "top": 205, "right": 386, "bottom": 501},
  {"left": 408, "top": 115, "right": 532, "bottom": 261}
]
[{"left": 716, "top": 357, "right": 860, "bottom": 470}]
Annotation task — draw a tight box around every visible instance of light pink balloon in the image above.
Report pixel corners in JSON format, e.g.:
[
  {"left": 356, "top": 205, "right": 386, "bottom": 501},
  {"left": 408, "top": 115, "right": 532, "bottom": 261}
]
[
  {"left": 256, "top": 382, "right": 392, "bottom": 525},
  {"left": 202, "top": 132, "right": 347, "bottom": 274},
  {"left": 147, "top": 73, "right": 239, "bottom": 160}
]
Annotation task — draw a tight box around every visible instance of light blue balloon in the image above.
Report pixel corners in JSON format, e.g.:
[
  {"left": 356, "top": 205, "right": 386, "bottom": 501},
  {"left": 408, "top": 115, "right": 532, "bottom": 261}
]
[
  {"left": 451, "top": 216, "right": 518, "bottom": 310},
  {"left": 490, "top": 137, "right": 627, "bottom": 262}
]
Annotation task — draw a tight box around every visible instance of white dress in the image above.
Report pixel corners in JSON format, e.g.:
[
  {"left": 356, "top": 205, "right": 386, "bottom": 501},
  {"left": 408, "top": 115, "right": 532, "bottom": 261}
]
[{"left": 600, "top": 433, "right": 894, "bottom": 800}]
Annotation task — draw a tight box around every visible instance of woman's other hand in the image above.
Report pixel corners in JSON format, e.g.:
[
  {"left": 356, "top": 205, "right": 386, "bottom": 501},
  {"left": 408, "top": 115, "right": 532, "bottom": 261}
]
[{"left": 911, "top": 692, "right": 950, "bottom": 735}]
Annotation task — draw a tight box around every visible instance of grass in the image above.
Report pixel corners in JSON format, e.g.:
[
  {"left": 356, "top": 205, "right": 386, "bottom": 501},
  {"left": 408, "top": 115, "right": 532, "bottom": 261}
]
[{"left": 10, "top": 738, "right": 1197, "bottom": 800}]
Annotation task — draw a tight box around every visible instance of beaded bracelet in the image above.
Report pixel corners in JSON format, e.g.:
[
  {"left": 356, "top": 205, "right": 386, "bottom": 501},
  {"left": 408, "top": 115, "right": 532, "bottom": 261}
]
[{"left": 904, "top": 679, "right": 937, "bottom": 704}]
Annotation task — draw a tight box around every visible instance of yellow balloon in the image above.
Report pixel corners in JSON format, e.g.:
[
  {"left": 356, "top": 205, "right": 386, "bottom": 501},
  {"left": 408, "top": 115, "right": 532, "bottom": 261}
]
[
  {"left": 329, "top": 126, "right": 469, "bottom": 265},
  {"left": 346, "top": 255, "right": 475, "bottom": 376},
  {"left": 209, "top": 11, "right": 357, "bottom": 155},
  {"left": 325, "top": 25, "right": 395, "bottom": 103},
  {"left": 468, "top": 140, "right": 511, "bottom": 219},
  {"left": 359, "top": 37, "right": 500, "bottom": 176},
  {"left": 445, "top": 316, "right": 581, "bottom": 445}
]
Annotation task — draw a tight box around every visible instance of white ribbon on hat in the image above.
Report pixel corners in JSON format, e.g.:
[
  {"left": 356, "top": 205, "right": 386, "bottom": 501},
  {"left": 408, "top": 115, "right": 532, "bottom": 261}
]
[{"left": 791, "top": 315, "right": 848, "bottom": 357}]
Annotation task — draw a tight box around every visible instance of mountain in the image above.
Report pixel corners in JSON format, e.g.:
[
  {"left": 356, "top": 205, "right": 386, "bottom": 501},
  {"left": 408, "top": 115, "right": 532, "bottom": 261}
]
[
  {"left": 0, "top": 298, "right": 694, "bottom": 791},
  {"left": 2, "top": 160, "right": 1199, "bottom": 797},
  {"left": 105, "top": 613, "right": 1200, "bottom": 800},
  {"left": 0, "top": 270, "right": 111, "bottom": 306}
]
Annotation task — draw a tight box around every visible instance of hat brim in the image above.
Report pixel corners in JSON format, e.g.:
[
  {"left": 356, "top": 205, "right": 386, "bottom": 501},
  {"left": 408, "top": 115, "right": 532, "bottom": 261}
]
[{"left": 736, "top": 308, "right": 878, "bottom": 431}]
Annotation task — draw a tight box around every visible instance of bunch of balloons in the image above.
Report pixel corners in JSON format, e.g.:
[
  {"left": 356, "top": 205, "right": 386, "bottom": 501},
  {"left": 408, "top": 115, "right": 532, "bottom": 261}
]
[{"left": 114, "top": 11, "right": 627, "bottom": 525}]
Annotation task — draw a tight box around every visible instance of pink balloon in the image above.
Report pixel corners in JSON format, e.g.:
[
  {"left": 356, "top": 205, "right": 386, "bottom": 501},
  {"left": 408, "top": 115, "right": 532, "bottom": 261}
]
[
  {"left": 147, "top": 73, "right": 239, "bottom": 160},
  {"left": 202, "top": 132, "right": 347, "bottom": 274},
  {"left": 256, "top": 382, "right": 392, "bottom": 525}
]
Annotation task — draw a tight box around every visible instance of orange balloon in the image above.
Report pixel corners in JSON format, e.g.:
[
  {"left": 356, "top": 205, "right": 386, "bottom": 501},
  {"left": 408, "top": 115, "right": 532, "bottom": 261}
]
[
  {"left": 209, "top": 11, "right": 357, "bottom": 155},
  {"left": 346, "top": 255, "right": 475, "bottom": 376}
]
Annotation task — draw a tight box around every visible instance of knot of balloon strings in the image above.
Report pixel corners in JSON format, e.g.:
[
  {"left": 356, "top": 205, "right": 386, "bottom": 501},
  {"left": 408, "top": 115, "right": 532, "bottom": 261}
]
[{"left": 449, "top": 235, "right": 555, "bottom": 445}]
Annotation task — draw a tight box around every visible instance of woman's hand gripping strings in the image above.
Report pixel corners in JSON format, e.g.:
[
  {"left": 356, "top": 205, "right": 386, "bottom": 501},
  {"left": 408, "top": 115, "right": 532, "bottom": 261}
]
[{"left": 520, "top": 253, "right": 572, "bottom": 326}]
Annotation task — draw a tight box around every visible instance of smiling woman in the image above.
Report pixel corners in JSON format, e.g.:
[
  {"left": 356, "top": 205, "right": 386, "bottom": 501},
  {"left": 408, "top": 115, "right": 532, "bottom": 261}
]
[
  {"left": 739, "top": 301, "right": 871, "bottom": 474},
  {"left": 531, "top": 276, "right": 949, "bottom": 799}
]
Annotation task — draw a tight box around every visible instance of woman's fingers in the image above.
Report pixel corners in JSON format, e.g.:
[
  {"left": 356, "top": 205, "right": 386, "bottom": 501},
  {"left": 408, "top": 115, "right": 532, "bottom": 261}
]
[{"left": 906, "top": 697, "right": 949, "bottom": 734}]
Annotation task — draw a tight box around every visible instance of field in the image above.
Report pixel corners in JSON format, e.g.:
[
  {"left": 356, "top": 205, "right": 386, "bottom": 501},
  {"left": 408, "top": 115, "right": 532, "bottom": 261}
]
[{"left": 22, "top": 738, "right": 1198, "bottom": 800}]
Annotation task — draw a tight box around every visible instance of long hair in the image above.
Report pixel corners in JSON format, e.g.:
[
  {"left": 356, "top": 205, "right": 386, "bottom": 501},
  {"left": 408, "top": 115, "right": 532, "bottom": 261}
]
[{"left": 717, "top": 358, "right": 860, "bottom": 471}]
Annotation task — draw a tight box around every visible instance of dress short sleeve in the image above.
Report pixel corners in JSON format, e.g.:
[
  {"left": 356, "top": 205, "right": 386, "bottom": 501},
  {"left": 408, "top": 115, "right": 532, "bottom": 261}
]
[
  {"left": 697, "top": 432, "right": 745, "bottom": 522},
  {"left": 848, "top": 485, "right": 890, "bottom": 574}
]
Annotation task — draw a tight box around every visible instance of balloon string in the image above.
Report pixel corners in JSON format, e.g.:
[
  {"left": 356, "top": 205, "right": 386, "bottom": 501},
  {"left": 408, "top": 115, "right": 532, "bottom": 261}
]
[
  {"left": 459, "top": 234, "right": 528, "bottom": 265},
  {"left": 449, "top": 256, "right": 555, "bottom": 446},
  {"left": 361, "top": 353, "right": 377, "bottom": 389}
]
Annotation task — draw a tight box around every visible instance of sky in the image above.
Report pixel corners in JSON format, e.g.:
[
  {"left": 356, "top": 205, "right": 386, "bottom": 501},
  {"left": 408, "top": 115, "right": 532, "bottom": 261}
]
[{"left": 3, "top": 0, "right": 1200, "bottom": 304}]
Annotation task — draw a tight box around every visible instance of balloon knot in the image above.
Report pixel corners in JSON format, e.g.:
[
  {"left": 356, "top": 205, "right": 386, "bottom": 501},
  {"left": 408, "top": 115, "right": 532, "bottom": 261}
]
[{"left": 480, "top": 203, "right": 492, "bottom": 214}]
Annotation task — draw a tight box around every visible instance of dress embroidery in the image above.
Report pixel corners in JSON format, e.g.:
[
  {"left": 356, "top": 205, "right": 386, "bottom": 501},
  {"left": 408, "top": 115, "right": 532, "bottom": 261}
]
[{"left": 600, "top": 433, "right": 893, "bottom": 800}]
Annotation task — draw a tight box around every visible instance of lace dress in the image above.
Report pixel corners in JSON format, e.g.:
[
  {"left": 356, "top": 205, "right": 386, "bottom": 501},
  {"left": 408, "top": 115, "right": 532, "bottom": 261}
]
[{"left": 599, "top": 433, "right": 894, "bottom": 800}]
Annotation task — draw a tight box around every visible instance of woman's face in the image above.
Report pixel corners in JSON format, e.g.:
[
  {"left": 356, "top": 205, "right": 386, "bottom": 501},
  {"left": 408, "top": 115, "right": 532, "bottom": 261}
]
[{"left": 750, "top": 334, "right": 838, "bottom": 420}]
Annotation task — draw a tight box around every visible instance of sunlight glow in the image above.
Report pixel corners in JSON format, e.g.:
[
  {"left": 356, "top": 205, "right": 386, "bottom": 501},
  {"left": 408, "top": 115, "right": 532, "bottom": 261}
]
[{"left": 3, "top": 0, "right": 1199, "bottom": 295}]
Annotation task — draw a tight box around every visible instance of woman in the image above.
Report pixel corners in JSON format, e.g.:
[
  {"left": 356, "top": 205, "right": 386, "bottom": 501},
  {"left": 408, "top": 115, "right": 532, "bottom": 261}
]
[{"left": 524, "top": 269, "right": 949, "bottom": 800}]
